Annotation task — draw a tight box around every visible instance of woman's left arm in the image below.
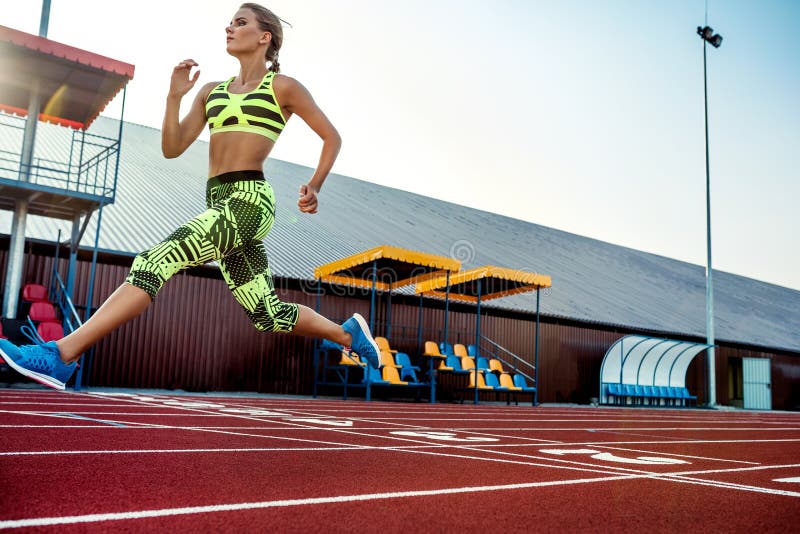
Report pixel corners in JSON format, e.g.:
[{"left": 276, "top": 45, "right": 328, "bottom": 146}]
[{"left": 274, "top": 75, "right": 342, "bottom": 214}]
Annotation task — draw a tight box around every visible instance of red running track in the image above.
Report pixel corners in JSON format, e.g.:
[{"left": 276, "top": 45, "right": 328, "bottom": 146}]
[{"left": 0, "top": 389, "right": 798, "bottom": 532}]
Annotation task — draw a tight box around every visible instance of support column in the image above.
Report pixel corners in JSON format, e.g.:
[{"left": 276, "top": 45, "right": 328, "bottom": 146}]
[
  {"left": 2, "top": 78, "right": 41, "bottom": 319},
  {"left": 66, "top": 213, "right": 81, "bottom": 300},
  {"left": 2, "top": 202, "right": 29, "bottom": 319}
]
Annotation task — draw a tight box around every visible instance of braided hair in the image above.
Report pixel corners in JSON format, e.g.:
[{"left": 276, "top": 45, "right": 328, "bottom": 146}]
[{"left": 240, "top": 3, "right": 284, "bottom": 72}]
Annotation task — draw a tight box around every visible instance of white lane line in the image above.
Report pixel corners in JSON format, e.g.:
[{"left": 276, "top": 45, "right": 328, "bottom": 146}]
[
  {"left": 458, "top": 447, "right": 800, "bottom": 497},
  {"left": 1, "top": 411, "right": 236, "bottom": 417},
  {"left": 573, "top": 439, "right": 800, "bottom": 446},
  {"left": 0, "top": 442, "right": 789, "bottom": 458},
  {"left": 658, "top": 474, "right": 800, "bottom": 498},
  {"left": 447, "top": 427, "right": 800, "bottom": 431},
  {"left": 0, "top": 402, "right": 144, "bottom": 407},
  {"left": 69, "top": 397, "right": 649, "bottom": 479},
  {"left": 194, "top": 404, "right": 794, "bottom": 481},
  {"left": 0, "top": 447, "right": 357, "bottom": 456},
  {"left": 0, "top": 474, "right": 637, "bottom": 529},
  {"left": 669, "top": 463, "right": 800, "bottom": 477},
  {"left": 62, "top": 393, "right": 800, "bottom": 492}
]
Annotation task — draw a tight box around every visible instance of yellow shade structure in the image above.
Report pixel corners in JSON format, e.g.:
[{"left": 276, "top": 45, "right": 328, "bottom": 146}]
[
  {"left": 314, "top": 245, "right": 461, "bottom": 291},
  {"left": 312, "top": 246, "right": 461, "bottom": 403},
  {"left": 415, "top": 265, "right": 552, "bottom": 302},
  {"left": 415, "top": 265, "right": 552, "bottom": 406}
]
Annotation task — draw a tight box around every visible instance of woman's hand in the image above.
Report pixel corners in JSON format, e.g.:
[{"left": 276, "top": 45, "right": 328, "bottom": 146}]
[
  {"left": 298, "top": 184, "right": 319, "bottom": 214},
  {"left": 169, "top": 59, "right": 201, "bottom": 99}
]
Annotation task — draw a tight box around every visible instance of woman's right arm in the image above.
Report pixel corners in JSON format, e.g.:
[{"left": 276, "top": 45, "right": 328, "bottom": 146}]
[{"left": 162, "top": 59, "right": 215, "bottom": 158}]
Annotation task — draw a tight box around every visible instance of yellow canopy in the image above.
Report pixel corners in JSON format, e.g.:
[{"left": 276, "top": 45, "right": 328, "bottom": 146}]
[
  {"left": 314, "top": 245, "right": 461, "bottom": 291},
  {"left": 415, "top": 265, "right": 552, "bottom": 303}
]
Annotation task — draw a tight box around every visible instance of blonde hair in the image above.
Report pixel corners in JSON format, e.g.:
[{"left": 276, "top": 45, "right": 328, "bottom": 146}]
[{"left": 240, "top": 3, "right": 284, "bottom": 72}]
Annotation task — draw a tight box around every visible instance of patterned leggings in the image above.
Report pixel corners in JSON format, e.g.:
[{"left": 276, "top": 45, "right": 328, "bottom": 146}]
[{"left": 125, "top": 171, "right": 299, "bottom": 332}]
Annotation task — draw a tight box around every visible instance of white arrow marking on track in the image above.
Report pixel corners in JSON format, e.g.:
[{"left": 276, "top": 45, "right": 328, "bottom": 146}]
[
  {"left": 539, "top": 449, "right": 688, "bottom": 465},
  {"left": 288, "top": 418, "right": 353, "bottom": 427},
  {"left": 219, "top": 408, "right": 287, "bottom": 416},
  {"left": 391, "top": 431, "right": 499, "bottom": 442},
  {"left": 774, "top": 477, "right": 800, "bottom": 483}
]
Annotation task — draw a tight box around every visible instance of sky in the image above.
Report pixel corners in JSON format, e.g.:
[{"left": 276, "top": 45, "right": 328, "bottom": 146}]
[{"left": 4, "top": 0, "right": 799, "bottom": 290}]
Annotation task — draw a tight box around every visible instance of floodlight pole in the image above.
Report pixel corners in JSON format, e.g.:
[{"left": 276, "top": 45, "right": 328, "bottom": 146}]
[{"left": 698, "top": 25, "right": 721, "bottom": 407}]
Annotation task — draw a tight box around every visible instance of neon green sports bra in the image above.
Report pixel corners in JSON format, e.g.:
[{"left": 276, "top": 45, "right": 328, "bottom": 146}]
[{"left": 205, "top": 71, "right": 286, "bottom": 141}]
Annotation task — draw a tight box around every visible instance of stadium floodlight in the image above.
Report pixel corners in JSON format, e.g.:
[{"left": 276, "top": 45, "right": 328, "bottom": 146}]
[
  {"left": 697, "top": 26, "right": 723, "bottom": 48},
  {"left": 697, "top": 24, "right": 723, "bottom": 407}
]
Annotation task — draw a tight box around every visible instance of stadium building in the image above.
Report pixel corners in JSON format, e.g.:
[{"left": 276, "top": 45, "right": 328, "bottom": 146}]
[{"left": 2, "top": 113, "right": 799, "bottom": 410}]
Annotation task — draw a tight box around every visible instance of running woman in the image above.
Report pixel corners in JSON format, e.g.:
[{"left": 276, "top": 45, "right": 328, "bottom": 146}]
[{"left": 0, "top": 3, "right": 381, "bottom": 390}]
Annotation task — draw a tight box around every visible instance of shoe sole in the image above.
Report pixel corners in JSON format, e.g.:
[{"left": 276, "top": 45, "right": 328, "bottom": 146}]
[
  {"left": 352, "top": 313, "right": 382, "bottom": 369},
  {"left": 0, "top": 348, "right": 66, "bottom": 390}
]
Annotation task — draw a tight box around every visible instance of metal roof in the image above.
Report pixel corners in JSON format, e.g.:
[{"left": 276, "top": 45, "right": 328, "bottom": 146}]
[
  {"left": 0, "top": 25, "right": 134, "bottom": 130},
  {"left": 2, "top": 116, "right": 799, "bottom": 353}
]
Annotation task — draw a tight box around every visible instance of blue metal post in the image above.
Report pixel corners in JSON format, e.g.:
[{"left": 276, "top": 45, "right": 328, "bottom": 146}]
[
  {"left": 65, "top": 213, "right": 80, "bottom": 300},
  {"left": 74, "top": 203, "right": 104, "bottom": 390},
  {"left": 428, "top": 356, "right": 435, "bottom": 404},
  {"left": 443, "top": 271, "right": 450, "bottom": 343},
  {"left": 474, "top": 279, "right": 482, "bottom": 405},
  {"left": 417, "top": 294, "right": 424, "bottom": 354},
  {"left": 386, "top": 283, "right": 392, "bottom": 339},
  {"left": 369, "top": 260, "right": 377, "bottom": 333},
  {"left": 534, "top": 288, "right": 540, "bottom": 406},
  {"left": 313, "top": 278, "right": 321, "bottom": 398}
]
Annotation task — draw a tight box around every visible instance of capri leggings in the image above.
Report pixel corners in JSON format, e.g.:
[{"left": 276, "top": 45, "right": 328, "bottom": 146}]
[{"left": 124, "top": 170, "right": 299, "bottom": 333}]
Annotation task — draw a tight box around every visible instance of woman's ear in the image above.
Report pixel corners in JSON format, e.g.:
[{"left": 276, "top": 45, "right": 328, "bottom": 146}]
[{"left": 260, "top": 31, "right": 272, "bottom": 45}]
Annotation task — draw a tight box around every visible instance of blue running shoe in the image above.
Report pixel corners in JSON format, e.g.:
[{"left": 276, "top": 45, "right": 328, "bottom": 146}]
[
  {"left": 342, "top": 313, "right": 381, "bottom": 370},
  {"left": 0, "top": 339, "right": 76, "bottom": 390}
]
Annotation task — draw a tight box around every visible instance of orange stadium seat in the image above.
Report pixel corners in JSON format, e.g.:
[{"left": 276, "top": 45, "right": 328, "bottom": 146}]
[
  {"left": 375, "top": 337, "right": 397, "bottom": 354},
  {"left": 382, "top": 366, "right": 408, "bottom": 385},
  {"left": 380, "top": 351, "right": 400, "bottom": 369}
]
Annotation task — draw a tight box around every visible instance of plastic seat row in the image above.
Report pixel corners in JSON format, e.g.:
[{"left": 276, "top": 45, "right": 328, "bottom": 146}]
[
  {"left": 604, "top": 383, "right": 697, "bottom": 406},
  {"left": 326, "top": 338, "right": 427, "bottom": 388},
  {"left": 424, "top": 341, "right": 536, "bottom": 405},
  {"left": 22, "top": 284, "right": 65, "bottom": 343}
]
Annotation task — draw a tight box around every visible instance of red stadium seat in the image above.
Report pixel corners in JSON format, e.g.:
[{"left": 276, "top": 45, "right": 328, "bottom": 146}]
[
  {"left": 37, "top": 321, "right": 65, "bottom": 342},
  {"left": 29, "top": 302, "right": 58, "bottom": 322},
  {"left": 22, "top": 284, "right": 49, "bottom": 303}
]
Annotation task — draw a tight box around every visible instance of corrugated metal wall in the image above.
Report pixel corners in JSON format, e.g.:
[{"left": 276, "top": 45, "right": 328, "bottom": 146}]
[{"left": 1, "top": 246, "right": 798, "bottom": 409}]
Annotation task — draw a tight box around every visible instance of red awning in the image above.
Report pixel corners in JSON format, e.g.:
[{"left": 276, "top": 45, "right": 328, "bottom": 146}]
[{"left": 0, "top": 25, "right": 134, "bottom": 130}]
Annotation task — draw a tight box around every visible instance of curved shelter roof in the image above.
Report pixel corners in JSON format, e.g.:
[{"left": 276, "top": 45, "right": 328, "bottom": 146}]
[
  {"left": 599, "top": 335, "right": 711, "bottom": 397},
  {"left": 0, "top": 25, "right": 134, "bottom": 130}
]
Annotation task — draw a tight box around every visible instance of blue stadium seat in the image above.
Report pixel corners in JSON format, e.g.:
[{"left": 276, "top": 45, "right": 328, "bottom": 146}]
[
  {"left": 439, "top": 342, "right": 455, "bottom": 356},
  {"left": 510, "top": 374, "right": 536, "bottom": 406},
  {"left": 484, "top": 373, "right": 507, "bottom": 390},
  {"left": 395, "top": 352, "right": 420, "bottom": 382},
  {"left": 512, "top": 374, "right": 536, "bottom": 392},
  {"left": 362, "top": 366, "right": 388, "bottom": 384},
  {"left": 606, "top": 383, "right": 622, "bottom": 404},
  {"left": 656, "top": 386, "right": 671, "bottom": 406},
  {"left": 476, "top": 357, "right": 490, "bottom": 371},
  {"left": 467, "top": 344, "right": 478, "bottom": 357},
  {"left": 680, "top": 387, "right": 697, "bottom": 406}
]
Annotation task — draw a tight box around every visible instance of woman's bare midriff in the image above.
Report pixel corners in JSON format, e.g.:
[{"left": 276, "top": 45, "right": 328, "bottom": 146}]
[{"left": 208, "top": 131, "right": 275, "bottom": 177}]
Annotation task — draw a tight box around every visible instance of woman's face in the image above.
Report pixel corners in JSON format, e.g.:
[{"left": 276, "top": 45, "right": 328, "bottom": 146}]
[{"left": 225, "top": 8, "right": 269, "bottom": 56}]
